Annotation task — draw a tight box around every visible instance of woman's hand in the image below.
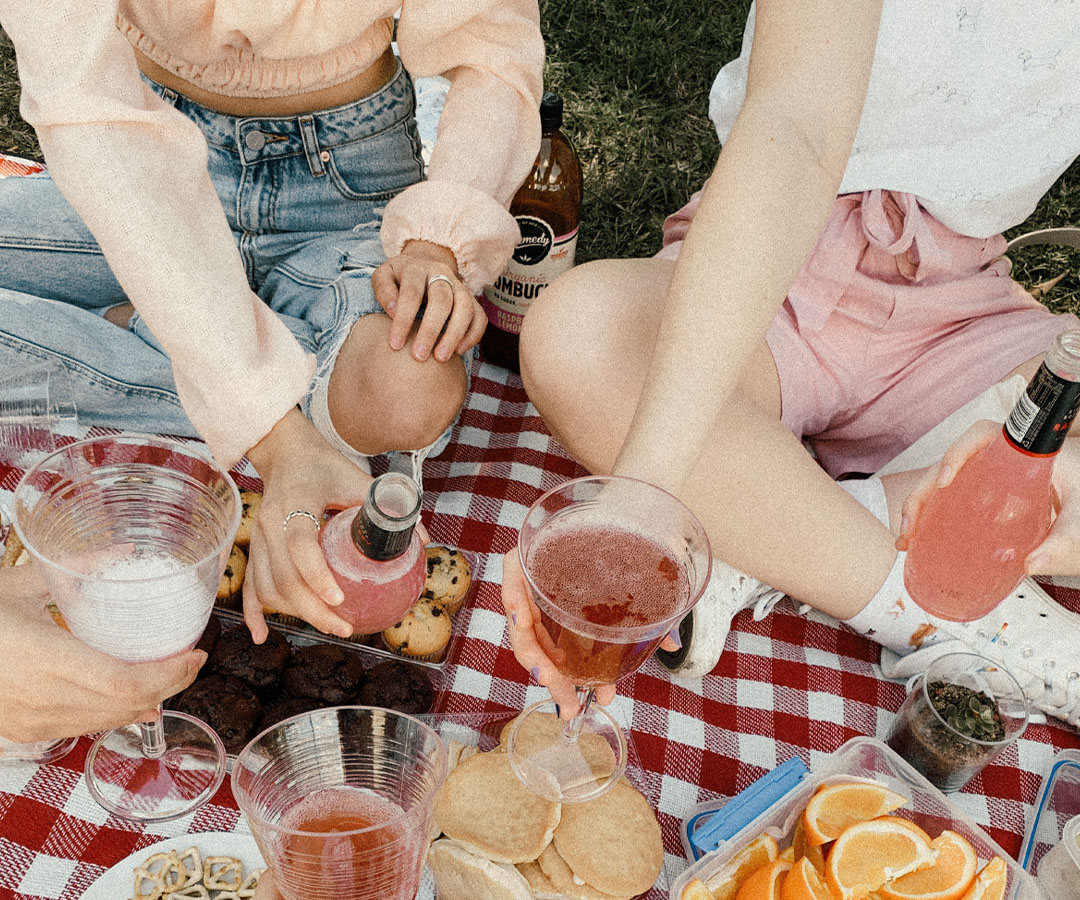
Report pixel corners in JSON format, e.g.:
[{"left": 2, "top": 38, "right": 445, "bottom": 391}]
[
  {"left": 0, "top": 564, "right": 204, "bottom": 743},
  {"left": 372, "top": 240, "right": 487, "bottom": 363},
  {"left": 244, "top": 409, "right": 372, "bottom": 641},
  {"left": 895, "top": 419, "right": 1080, "bottom": 577},
  {"left": 501, "top": 549, "right": 615, "bottom": 719}
]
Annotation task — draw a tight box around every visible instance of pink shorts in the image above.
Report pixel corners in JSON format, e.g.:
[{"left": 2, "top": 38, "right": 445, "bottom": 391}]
[{"left": 659, "top": 188, "right": 1079, "bottom": 477}]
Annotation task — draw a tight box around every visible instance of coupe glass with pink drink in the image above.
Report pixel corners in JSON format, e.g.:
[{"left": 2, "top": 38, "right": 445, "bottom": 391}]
[
  {"left": 233, "top": 706, "right": 447, "bottom": 900},
  {"left": 507, "top": 475, "right": 712, "bottom": 802},
  {"left": 12, "top": 436, "right": 240, "bottom": 822}
]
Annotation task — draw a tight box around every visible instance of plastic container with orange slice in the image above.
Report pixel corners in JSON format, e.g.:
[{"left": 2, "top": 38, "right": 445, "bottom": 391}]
[
  {"left": 670, "top": 737, "right": 1040, "bottom": 900},
  {"left": 1019, "top": 747, "right": 1080, "bottom": 898}
]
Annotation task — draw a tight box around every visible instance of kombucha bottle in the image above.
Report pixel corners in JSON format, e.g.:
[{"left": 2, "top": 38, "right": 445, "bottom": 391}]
[
  {"left": 904, "top": 330, "right": 1080, "bottom": 621},
  {"left": 319, "top": 472, "right": 426, "bottom": 634},
  {"left": 480, "top": 91, "right": 582, "bottom": 372}
]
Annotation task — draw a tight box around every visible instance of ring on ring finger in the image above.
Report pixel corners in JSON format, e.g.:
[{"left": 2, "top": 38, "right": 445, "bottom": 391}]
[
  {"left": 427, "top": 273, "right": 454, "bottom": 290},
  {"left": 283, "top": 509, "right": 321, "bottom": 533}
]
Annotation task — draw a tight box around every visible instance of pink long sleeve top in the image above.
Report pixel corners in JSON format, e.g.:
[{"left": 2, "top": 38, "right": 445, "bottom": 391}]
[{"left": 0, "top": 1, "right": 544, "bottom": 467}]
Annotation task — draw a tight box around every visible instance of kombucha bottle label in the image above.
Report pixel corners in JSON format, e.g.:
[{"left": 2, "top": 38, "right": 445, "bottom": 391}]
[
  {"left": 481, "top": 215, "right": 578, "bottom": 335},
  {"left": 1004, "top": 363, "right": 1080, "bottom": 455}
]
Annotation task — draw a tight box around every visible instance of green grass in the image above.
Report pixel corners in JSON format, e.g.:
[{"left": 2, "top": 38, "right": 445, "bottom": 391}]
[{"left": 2, "top": 5, "right": 1079, "bottom": 310}]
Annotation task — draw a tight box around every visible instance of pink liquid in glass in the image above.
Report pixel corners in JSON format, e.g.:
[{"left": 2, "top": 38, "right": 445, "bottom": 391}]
[
  {"left": 904, "top": 431, "right": 1054, "bottom": 621},
  {"left": 277, "top": 787, "right": 422, "bottom": 900},
  {"left": 528, "top": 521, "right": 689, "bottom": 685},
  {"left": 319, "top": 510, "right": 425, "bottom": 634}
]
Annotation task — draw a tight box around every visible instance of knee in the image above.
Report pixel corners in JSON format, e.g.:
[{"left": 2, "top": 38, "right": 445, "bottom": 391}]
[
  {"left": 520, "top": 261, "right": 610, "bottom": 396},
  {"left": 327, "top": 317, "right": 467, "bottom": 454}
]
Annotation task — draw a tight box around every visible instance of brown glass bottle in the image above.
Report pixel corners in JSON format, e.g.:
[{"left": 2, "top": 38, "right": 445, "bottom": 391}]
[{"left": 481, "top": 92, "right": 583, "bottom": 372}]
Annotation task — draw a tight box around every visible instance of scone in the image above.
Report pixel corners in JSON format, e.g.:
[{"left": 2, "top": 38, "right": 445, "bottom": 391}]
[
  {"left": 424, "top": 545, "right": 472, "bottom": 615},
  {"left": 215, "top": 544, "right": 247, "bottom": 610},
  {"left": 234, "top": 491, "right": 262, "bottom": 548},
  {"left": 382, "top": 599, "right": 452, "bottom": 661}
]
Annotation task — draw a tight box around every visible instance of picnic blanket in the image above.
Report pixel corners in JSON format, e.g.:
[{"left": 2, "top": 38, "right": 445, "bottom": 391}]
[{"left": 2, "top": 357, "right": 1080, "bottom": 900}]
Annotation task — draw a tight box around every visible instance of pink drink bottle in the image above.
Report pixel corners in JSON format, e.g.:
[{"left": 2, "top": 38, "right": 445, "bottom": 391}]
[
  {"left": 319, "top": 472, "right": 426, "bottom": 634},
  {"left": 904, "top": 330, "right": 1080, "bottom": 621}
]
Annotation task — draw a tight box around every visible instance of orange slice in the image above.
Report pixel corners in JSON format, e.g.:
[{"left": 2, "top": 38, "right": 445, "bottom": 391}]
[
  {"left": 780, "top": 846, "right": 796, "bottom": 863},
  {"left": 705, "top": 833, "right": 781, "bottom": 900},
  {"left": 957, "top": 858, "right": 1006, "bottom": 900},
  {"left": 878, "top": 817, "right": 932, "bottom": 844},
  {"left": 781, "top": 856, "right": 836, "bottom": 900},
  {"left": 803, "top": 782, "right": 910, "bottom": 846},
  {"left": 791, "top": 814, "right": 828, "bottom": 874},
  {"left": 824, "top": 817, "right": 938, "bottom": 900},
  {"left": 879, "top": 831, "right": 978, "bottom": 900},
  {"left": 681, "top": 879, "right": 714, "bottom": 900},
  {"left": 735, "top": 859, "right": 793, "bottom": 900}
]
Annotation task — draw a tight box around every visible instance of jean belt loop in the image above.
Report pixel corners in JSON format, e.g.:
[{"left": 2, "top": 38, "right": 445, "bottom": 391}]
[{"left": 298, "top": 115, "right": 326, "bottom": 178}]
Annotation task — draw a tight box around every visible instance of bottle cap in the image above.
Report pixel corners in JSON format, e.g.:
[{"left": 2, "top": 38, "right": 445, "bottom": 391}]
[
  {"left": 540, "top": 92, "right": 564, "bottom": 133},
  {"left": 350, "top": 473, "right": 422, "bottom": 561}
]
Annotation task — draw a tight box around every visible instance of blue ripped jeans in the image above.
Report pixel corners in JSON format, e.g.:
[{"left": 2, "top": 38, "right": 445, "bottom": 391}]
[{"left": 0, "top": 63, "right": 470, "bottom": 468}]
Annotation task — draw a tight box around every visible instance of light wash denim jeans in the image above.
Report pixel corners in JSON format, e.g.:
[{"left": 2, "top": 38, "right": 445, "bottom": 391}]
[{"left": 0, "top": 63, "right": 470, "bottom": 470}]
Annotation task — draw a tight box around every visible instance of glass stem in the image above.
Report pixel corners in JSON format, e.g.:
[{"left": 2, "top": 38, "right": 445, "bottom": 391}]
[
  {"left": 562, "top": 687, "right": 595, "bottom": 743},
  {"left": 140, "top": 704, "right": 167, "bottom": 760}
]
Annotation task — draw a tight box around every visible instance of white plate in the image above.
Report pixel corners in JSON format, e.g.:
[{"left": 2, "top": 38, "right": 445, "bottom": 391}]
[{"left": 83, "top": 832, "right": 263, "bottom": 900}]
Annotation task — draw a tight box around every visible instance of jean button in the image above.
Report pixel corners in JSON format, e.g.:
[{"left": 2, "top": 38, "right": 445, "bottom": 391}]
[{"left": 245, "top": 131, "right": 266, "bottom": 151}]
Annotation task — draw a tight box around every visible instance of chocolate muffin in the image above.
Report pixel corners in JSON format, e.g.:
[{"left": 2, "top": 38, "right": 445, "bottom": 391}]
[
  {"left": 209, "top": 625, "right": 290, "bottom": 698},
  {"left": 359, "top": 660, "right": 435, "bottom": 715},
  {"left": 174, "top": 673, "right": 263, "bottom": 755},
  {"left": 258, "top": 695, "right": 325, "bottom": 733},
  {"left": 283, "top": 644, "right": 366, "bottom": 705}
]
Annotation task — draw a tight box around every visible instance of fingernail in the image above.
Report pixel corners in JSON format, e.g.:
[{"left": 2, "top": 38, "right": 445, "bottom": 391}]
[
  {"left": 413, "top": 345, "right": 428, "bottom": 361},
  {"left": 390, "top": 336, "right": 404, "bottom": 350},
  {"left": 554, "top": 703, "right": 561, "bottom": 719},
  {"left": 191, "top": 650, "right": 207, "bottom": 670},
  {"left": 530, "top": 666, "right": 539, "bottom": 682},
  {"left": 667, "top": 627, "right": 682, "bottom": 650},
  {"left": 435, "top": 349, "right": 449, "bottom": 362},
  {"left": 386, "top": 301, "right": 396, "bottom": 314},
  {"left": 899, "top": 513, "right": 911, "bottom": 536},
  {"left": 936, "top": 465, "right": 952, "bottom": 487},
  {"left": 325, "top": 588, "right": 344, "bottom": 606},
  {"left": 511, "top": 612, "right": 518, "bottom": 626},
  {"left": 337, "top": 624, "right": 353, "bottom": 638}
]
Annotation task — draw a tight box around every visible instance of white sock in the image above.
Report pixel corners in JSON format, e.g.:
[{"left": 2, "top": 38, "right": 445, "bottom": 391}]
[{"left": 838, "top": 478, "right": 948, "bottom": 654}]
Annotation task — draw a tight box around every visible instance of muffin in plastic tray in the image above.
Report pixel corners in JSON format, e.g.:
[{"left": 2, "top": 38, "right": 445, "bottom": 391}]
[
  {"left": 1019, "top": 747, "right": 1080, "bottom": 897},
  {"left": 670, "top": 737, "right": 1040, "bottom": 899},
  {"left": 415, "top": 710, "right": 670, "bottom": 900}
]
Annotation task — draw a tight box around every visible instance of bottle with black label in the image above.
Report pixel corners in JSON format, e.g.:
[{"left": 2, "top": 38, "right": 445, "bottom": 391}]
[
  {"left": 481, "top": 91, "right": 583, "bottom": 372},
  {"left": 904, "top": 330, "right": 1080, "bottom": 621}
]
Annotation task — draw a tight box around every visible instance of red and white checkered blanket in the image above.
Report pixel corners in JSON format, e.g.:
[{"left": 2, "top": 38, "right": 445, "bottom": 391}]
[{"left": 3, "top": 359, "right": 1080, "bottom": 899}]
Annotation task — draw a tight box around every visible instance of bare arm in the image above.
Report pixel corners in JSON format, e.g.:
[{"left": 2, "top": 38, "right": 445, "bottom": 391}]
[{"left": 614, "top": 0, "right": 884, "bottom": 490}]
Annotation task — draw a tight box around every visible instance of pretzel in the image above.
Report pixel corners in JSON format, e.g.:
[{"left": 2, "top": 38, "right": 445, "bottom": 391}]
[
  {"left": 237, "top": 869, "right": 265, "bottom": 899},
  {"left": 167, "top": 886, "right": 209, "bottom": 900},
  {"left": 203, "top": 857, "right": 244, "bottom": 892},
  {"left": 132, "top": 865, "right": 164, "bottom": 900},
  {"left": 160, "top": 849, "right": 202, "bottom": 893}
]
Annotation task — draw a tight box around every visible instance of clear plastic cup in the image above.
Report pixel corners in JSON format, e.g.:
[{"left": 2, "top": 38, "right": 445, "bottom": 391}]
[
  {"left": 233, "top": 707, "right": 448, "bottom": 900},
  {"left": 0, "top": 362, "right": 79, "bottom": 468}
]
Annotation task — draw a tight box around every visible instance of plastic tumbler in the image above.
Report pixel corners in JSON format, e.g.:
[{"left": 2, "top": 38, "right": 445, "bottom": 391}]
[
  {"left": 0, "top": 362, "right": 79, "bottom": 468},
  {"left": 233, "top": 707, "right": 448, "bottom": 900}
]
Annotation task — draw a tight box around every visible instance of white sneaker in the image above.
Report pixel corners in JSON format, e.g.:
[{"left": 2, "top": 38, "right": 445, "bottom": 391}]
[
  {"left": 655, "top": 558, "right": 787, "bottom": 678},
  {"left": 880, "top": 576, "right": 1080, "bottom": 728}
]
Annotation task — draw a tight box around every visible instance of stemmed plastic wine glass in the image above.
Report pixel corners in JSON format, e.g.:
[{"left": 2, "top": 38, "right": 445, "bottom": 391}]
[
  {"left": 12, "top": 435, "right": 240, "bottom": 821},
  {"left": 506, "top": 475, "right": 712, "bottom": 802}
]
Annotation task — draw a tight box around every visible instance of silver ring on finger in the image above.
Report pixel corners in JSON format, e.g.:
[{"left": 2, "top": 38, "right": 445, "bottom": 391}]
[
  {"left": 283, "top": 509, "right": 321, "bottom": 533},
  {"left": 427, "top": 273, "right": 454, "bottom": 290}
]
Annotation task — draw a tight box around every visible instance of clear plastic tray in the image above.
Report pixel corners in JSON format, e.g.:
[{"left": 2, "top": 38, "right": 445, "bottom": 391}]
[
  {"left": 416, "top": 710, "right": 668, "bottom": 900},
  {"left": 1019, "top": 747, "right": 1080, "bottom": 896},
  {"left": 669, "top": 737, "right": 1040, "bottom": 900}
]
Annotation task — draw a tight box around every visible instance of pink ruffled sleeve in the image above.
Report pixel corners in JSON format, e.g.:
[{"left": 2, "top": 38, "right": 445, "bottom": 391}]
[
  {"left": 0, "top": 1, "right": 315, "bottom": 468},
  {"left": 386, "top": 0, "right": 545, "bottom": 294}
]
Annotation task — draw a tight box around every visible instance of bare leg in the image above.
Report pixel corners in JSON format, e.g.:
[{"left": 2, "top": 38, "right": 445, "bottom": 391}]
[
  {"left": 327, "top": 314, "right": 467, "bottom": 455},
  {"left": 520, "top": 258, "right": 896, "bottom": 620}
]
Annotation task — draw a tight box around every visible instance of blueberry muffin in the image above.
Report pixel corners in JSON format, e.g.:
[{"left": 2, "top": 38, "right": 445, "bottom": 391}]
[
  {"left": 381, "top": 599, "right": 452, "bottom": 661},
  {"left": 283, "top": 644, "right": 366, "bottom": 705},
  {"left": 208, "top": 625, "right": 290, "bottom": 699},
  {"left": 234, "top": 491, "right": 262, "bottom": 548},
  {"left": 215, "top": 544, "right": 247, "bottom": 610},
  {"left": 424, "top": 546, "right": 471, "bottom": 615},
  {"left": 174, "top": 674, "right": 263, "bottom": 755},
  {"left": 359, "top": 660, "right": 436, "bottom": 715}
]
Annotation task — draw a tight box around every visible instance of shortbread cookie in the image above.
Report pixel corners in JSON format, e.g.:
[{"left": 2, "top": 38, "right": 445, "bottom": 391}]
[
  {"left": 382, "top": 599, "right": 452, "bottom": 661},
  {"left": 434, "top": 749, "right": 560, "bottom": 864},
  {"left": 215, "top": 545, "right": 247, "bottom": 610},
  {"left": 429, "top": 839, "right": 533, "bottom": 900},
  {"left": 498, "top": 711, "right": 618, "bottom": 788},
  {"left": 535, "top": 844, "right": 623, "bottom": 900},
  {"left": 552, "top": 778, "right": 663, "bottom": 898},
  {"left": 424, "top": 545, "right": 471, "bottom": 614},
  {"left": 516, "top": 859, "right": 568, "bottom": 900},
  {"left": 234, "top": 491, "right": 262, "bottom": 548}
]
